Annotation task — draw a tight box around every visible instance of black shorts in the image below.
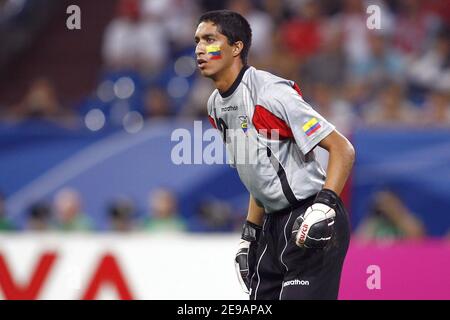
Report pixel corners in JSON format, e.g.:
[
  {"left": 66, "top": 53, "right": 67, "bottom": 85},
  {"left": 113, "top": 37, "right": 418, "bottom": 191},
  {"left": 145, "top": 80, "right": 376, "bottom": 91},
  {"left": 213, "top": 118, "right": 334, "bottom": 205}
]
[{"left": 249, "top": 195, "right": 351, "bottom": 300}]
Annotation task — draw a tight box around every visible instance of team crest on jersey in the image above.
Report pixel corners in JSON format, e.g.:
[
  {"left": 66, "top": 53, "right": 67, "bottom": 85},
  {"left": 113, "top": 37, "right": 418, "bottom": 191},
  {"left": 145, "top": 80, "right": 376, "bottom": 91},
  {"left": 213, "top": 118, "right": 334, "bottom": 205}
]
[{"left": 239, "top": 116, "right": 248, "bottom": 133}]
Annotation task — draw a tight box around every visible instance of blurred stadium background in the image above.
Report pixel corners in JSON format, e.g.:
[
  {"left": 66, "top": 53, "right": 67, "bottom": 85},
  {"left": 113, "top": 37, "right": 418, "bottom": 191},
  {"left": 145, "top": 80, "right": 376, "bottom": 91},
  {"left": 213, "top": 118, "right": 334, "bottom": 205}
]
[{"left": 0, "top": 0, "right": 449, "bottom": 300}]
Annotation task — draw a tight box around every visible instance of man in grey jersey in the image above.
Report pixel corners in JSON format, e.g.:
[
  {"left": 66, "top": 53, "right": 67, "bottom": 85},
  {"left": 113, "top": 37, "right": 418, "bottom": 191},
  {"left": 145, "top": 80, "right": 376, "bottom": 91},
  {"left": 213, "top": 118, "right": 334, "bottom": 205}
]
[{"left": 194, "top": 10, "right": 355, "bottom": 300}]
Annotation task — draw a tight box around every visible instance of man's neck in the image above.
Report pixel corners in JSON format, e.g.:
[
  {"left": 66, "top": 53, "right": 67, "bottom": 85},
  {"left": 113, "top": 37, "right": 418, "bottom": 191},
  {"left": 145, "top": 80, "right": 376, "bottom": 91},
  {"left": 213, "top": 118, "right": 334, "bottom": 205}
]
[{"left": 213, "top": 62, "right": 245, "bottom": 94}]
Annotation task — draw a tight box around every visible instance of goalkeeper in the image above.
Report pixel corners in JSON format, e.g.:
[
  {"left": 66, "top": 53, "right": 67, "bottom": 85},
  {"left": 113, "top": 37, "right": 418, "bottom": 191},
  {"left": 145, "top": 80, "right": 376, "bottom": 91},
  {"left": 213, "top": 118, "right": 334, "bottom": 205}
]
[{"left": 195, "top": 10, "right": 355, "bottom": 300}]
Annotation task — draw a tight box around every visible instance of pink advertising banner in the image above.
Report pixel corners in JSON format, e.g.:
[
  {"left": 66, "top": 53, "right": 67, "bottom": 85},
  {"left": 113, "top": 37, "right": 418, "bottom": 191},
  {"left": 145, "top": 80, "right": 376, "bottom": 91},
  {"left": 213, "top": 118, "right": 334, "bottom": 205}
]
[{"left": 339, "top": 240, "right": 450, "bottom": 300}]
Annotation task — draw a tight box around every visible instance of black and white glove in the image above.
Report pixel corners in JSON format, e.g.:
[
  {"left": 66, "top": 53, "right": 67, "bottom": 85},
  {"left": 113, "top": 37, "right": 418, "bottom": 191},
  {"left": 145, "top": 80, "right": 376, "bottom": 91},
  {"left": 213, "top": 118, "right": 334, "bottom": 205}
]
[
  {"left": 292, "top": 189, "right": 339, "bottom": 249},
  {"left": 234, "top": 221, "right": 261, "bottom": 294}
]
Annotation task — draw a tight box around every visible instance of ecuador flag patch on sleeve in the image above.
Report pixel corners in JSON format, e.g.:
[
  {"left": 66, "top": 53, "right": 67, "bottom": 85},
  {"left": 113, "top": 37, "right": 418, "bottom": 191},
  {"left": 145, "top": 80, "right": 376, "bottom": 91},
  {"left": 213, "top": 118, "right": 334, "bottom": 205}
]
[{"left": 302, "top": 117, "right": 321, "bottom": 136}]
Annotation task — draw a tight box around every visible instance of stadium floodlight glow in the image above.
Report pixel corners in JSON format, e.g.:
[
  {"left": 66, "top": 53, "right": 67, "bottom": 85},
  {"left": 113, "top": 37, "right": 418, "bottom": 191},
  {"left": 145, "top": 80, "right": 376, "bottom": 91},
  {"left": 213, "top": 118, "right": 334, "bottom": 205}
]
[
  {"left": 97, "top": 80, "right": 115, "bottom": 103},
  {"left": 167, "top": 77, "right": 189, "bottom": 99},
  {"left": 84, "top": 109, "right": 106, "bottom": 131},
  {"left": 123, "top": 111, "right": 144, "bottom": 134},
  {"left": 114, "top": 77, "right": 135, "bottom": 100},
  {"left": 174, "top": 56, "right": 197, "bottom": 78}
]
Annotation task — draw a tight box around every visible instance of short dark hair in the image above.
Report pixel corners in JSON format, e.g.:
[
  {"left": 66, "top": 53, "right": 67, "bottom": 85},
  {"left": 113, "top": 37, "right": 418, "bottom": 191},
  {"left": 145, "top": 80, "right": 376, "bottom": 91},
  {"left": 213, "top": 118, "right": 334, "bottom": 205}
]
[{"left": 198, "top": 10, "right": 252, "bottom": 65}]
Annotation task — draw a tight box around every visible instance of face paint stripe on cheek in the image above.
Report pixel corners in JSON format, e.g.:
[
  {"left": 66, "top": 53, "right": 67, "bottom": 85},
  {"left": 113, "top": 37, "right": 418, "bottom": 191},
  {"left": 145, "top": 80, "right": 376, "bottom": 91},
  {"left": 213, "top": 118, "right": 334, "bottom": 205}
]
[{"left": 206, "top": 45, "right": 222, "bottom": 60}]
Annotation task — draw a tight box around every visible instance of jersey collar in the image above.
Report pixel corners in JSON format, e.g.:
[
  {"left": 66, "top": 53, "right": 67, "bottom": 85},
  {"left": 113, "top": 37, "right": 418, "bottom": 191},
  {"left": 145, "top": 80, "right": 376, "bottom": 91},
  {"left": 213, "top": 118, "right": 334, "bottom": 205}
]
[{"left": 219, "top": 65, "right": 249, "bottom": 98}]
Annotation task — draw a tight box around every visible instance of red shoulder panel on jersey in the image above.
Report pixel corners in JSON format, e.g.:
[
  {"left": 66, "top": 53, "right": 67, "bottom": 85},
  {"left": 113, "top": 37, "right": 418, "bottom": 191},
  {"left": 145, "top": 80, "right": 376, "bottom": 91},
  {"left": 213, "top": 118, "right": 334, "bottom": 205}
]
[
  {"left": 252, "top": 105, "right": 293, "bottom": 139},
  {"left": 292, "top": 82, "right": 303, "bottom": 96},
  {"left": 208, "top": 116, "right": 217, "bottom": 129}
]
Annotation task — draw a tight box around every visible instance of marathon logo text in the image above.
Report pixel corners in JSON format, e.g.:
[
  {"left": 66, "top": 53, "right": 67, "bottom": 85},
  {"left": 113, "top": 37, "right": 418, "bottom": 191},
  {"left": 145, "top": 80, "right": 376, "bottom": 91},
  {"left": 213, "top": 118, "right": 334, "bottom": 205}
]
[
  {"left": 283, "top": 279, "right": 310, "bottom": 287},
  {"left": 221, "top": 105, "right": 238, "bottom": 112}
]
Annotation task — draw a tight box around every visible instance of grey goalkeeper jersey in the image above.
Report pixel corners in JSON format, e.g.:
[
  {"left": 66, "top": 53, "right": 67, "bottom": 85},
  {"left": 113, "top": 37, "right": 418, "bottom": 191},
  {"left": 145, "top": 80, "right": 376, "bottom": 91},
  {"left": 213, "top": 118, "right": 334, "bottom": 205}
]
[{"left": 207, "top": 66, "right": 335, "bottom": 213}]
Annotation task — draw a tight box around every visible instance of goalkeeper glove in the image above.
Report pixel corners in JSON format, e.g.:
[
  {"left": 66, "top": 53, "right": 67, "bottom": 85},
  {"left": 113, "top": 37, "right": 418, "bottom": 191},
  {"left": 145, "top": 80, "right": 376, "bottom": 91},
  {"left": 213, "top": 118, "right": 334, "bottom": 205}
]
[
  {"left": 234, "top": 221, "right": 261, "bottom": 294},
  {"left": 292, "top": 189, "right": 338, "bottom": 249}
]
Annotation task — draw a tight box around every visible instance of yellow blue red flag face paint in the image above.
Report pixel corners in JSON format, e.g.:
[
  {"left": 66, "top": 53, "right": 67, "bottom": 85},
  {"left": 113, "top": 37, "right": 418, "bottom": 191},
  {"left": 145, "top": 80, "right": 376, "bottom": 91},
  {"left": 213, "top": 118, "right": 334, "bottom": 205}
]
[
  {"left": 206, "top": 45, "right": 222, "bottom": 60},
  {"left": 302, "top": 117, "right": 321, "bottom": 136}
]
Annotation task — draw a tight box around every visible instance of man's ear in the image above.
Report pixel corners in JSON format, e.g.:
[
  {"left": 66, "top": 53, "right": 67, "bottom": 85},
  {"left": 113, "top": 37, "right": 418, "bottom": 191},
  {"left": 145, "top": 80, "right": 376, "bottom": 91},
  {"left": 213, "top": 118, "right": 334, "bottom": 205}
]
[{"left": 233, "top": 41, "right": 244, "bottom": 58}]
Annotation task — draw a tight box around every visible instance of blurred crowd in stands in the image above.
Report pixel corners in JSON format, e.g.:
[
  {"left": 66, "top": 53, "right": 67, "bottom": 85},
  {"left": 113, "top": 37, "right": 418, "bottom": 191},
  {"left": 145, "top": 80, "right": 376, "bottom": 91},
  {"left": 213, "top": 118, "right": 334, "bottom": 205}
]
[
  {"left": 0, "top": 0, "right": 448, "bottom": 130},
  {"left": 0, "top": 183, "right": 437, "bottom": 239},
  {"left": 0, "top": 186, "right": 242, "bottom": 233},
  {"left": 0, "top": 0, "right": 449, "bottom": 237}
]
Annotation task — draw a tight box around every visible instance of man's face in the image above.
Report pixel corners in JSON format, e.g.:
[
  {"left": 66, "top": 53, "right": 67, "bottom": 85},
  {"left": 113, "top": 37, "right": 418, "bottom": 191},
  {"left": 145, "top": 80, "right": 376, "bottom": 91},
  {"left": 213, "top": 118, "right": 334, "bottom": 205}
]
[{"left": 194, "top": 21, "right": 234, "bottom": 78}]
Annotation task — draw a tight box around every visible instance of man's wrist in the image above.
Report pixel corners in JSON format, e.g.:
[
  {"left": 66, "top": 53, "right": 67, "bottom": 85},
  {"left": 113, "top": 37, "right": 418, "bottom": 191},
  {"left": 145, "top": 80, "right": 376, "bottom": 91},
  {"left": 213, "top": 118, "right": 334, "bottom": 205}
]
[
  {"left": 315, "top": 188, "right": 340, "bottom": 210},
  {"left": 241, "top": 220, "right": 262, "bottom": 242}
]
